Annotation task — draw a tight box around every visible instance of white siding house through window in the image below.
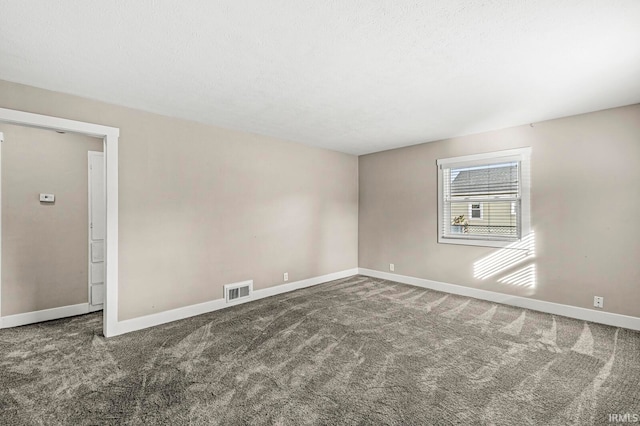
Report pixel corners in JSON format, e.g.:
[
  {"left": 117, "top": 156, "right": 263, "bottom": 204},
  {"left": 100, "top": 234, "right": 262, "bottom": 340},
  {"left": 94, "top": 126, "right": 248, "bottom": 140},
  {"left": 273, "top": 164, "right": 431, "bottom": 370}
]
[{"left": 437, "top": 148, "right": 531, "bottom": 248}]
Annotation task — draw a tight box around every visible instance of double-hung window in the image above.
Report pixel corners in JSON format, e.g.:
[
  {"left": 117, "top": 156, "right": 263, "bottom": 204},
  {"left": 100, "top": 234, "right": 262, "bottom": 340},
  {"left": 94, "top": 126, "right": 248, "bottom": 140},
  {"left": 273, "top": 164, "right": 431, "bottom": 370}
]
[{"left": 437, "top": 147, "right": 531, "bottom": 247}]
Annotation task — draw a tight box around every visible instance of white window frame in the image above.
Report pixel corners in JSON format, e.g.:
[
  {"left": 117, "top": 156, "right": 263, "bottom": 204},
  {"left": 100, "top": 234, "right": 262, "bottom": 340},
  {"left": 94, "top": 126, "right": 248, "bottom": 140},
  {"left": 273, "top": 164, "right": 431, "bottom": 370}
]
[
  {"left": 468, "top": 202, "right": 483, "bottom": 220},
  {"left": 437, "top": 147, "right": 531, "bottom": 248}
]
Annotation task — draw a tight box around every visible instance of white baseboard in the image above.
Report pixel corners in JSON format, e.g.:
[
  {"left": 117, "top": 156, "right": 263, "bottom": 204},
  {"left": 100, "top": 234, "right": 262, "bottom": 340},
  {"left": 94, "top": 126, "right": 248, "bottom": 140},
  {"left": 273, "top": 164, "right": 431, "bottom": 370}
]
[
  {"left": 0, "top": 303, "right": 89, "bottom": 329},
  {"left": 113, "top": 268, "right": 359, "bottom": 336},
  {"left": 9, "top": 267, "right": 634, "bottom": 335},
  {"left": 359, "top": 268, "right": 640, "bottom": 331}
]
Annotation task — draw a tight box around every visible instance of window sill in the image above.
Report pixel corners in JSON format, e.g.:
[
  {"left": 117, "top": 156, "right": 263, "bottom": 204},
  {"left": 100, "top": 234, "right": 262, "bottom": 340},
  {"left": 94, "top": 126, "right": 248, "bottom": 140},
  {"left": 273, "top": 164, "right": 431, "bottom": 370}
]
[{"left": 438, "top": 236, "right": 518, "bottom": 248}]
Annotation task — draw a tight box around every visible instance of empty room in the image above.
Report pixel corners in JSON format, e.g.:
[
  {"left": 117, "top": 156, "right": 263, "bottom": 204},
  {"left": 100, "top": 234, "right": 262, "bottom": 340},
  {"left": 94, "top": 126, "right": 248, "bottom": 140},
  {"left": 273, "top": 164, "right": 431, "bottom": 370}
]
[{"left": 1, "top": 1, "right": 639, "bottom": 425}]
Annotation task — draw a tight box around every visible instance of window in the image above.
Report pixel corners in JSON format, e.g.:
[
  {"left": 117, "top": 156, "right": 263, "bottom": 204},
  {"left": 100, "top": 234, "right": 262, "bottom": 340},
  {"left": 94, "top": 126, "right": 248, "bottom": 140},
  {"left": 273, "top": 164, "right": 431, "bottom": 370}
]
[
  {"left": 469, "top": 203, "right": 483, "bottom": 219},
  {"left": 437, "top": 147, "right": 531, "bottom": 247}
]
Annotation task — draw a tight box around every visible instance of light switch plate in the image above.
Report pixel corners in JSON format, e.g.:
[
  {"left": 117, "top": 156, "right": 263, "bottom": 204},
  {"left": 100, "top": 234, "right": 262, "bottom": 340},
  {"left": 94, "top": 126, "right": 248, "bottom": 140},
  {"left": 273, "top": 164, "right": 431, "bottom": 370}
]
[{"left": 40, "top": 193, "right": 55, "bottom": 203}]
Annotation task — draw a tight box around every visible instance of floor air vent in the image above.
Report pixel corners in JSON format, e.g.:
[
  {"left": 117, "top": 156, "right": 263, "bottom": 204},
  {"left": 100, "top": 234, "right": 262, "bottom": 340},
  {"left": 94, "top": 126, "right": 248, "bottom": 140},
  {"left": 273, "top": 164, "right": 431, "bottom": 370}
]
[{"left": 224, "top": 280, "right": 253, "bottom": 303}]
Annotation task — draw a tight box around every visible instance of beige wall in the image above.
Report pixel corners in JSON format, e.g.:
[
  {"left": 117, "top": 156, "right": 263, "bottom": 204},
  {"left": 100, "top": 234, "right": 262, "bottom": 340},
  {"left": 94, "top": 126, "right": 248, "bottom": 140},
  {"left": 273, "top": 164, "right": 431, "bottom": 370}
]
[
  {"left": 0, "top": 80, "right": 359, "bottom": 321},
  {"left": 4, "top": 77, "right": 636, "bottom": 322},
  {"left": 359, "top": 104, "right": 640, "bottom": 317},
  {"left": 1, "top": 124, "right": 103, "bottom": 315}
]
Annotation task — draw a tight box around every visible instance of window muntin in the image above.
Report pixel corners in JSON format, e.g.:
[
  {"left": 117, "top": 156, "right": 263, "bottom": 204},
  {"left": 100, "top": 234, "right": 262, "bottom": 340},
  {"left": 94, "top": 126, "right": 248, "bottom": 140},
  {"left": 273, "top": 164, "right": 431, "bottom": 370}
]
[{"left": 437, "top": 148, "right": 531, "bottom": 247}]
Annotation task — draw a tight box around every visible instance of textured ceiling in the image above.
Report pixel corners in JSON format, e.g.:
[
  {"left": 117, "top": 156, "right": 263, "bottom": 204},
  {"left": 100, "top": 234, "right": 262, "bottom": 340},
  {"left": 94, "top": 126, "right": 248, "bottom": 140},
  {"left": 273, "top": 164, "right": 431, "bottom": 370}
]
[{"left": 1, "top": 1, "right": 639, "bottom": 155}]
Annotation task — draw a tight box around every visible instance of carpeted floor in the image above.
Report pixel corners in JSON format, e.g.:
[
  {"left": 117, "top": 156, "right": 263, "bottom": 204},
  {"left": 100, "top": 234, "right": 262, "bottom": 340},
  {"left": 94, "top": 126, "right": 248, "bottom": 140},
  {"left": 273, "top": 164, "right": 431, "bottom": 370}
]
[{"left": 1, "top": 275, "right": 639, "bottom": 425}]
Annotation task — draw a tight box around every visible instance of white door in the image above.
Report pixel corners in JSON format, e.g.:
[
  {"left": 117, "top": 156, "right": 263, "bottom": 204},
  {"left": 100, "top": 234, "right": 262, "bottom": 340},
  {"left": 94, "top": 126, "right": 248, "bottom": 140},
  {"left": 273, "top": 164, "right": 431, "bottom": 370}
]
[{"left": 88, "top": 151, "right": 105, "bottom": 311}]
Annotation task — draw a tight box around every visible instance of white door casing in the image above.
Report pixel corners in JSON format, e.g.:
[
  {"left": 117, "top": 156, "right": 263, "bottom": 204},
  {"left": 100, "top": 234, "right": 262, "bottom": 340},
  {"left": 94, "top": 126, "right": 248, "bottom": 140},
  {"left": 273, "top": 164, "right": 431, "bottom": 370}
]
[
  {"left": 88, "top": 151, "right": 105, "bottom": 311},
  {"left": 0, "top": 107, "right": 119, "bottom": 337}
]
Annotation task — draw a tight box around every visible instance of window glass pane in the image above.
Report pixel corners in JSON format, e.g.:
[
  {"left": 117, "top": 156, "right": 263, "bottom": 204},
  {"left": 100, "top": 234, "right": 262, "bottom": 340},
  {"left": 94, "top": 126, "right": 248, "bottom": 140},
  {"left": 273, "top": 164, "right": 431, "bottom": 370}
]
[
  {"left": 448, "top": 201, "right": 518, "bottom": 238},
  {"left": 450, "top": 162, "right": 518, "bottom": 199},
  {"left": 471, "top": 204, "right": 481, "bottom": 218}
]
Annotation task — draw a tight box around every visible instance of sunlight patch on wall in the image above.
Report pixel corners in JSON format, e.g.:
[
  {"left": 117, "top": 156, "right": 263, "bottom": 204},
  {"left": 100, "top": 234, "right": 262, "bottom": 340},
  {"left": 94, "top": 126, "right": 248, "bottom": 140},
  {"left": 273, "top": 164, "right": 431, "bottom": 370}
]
[
  {"left": 497, "top": 264, "right": 536, "bottom": 288},
  {"left": 473, "top": 232, "right": 535, "bottom": 280}
]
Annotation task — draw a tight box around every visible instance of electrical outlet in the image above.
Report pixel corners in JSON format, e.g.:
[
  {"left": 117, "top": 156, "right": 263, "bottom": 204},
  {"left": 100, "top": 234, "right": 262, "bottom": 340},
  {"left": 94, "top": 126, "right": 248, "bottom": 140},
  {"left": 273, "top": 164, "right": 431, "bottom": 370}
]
[
  {"left": 594, "top": 296, "right": 604, "bottom": 309},
  {"left": 389, "top": 263, "right": 395, "bottom": 272},
  {"left": 283, "top": 272, "right": 289, "bottom": 282}
]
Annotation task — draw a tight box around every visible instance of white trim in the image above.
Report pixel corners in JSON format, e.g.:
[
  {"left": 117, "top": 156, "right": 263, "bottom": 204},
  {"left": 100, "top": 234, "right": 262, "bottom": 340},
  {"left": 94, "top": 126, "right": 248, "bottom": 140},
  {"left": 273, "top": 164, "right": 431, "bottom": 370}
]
[
  {"left": 0, "top": 108, "right": 118, "bottom": 139},
  {"left": 358, "top": 268, "right": 640, "bottom": 331},
  {"left": 519, "top": 149, "right": 531, "bottom": 237},
  {"left": 0, "top": 108, "right": 119, "bottom": 337},
  {"left": 435, "top": 237, "right": 515, "bottom": 248},
  {"left": 436, "top": 147, "right": 531, "bottom": 167},
  {"left": 0, "top": 132, "right": 3, "bottom": 322},
  {"left": 104, "top": 126, "right": 118, "bottom": 337},
  {"left": 113, "top": 268, "right": 359, "bottom": 336},
  {"left": 0, "top": 303, "right": 89, "bottom": 329}
]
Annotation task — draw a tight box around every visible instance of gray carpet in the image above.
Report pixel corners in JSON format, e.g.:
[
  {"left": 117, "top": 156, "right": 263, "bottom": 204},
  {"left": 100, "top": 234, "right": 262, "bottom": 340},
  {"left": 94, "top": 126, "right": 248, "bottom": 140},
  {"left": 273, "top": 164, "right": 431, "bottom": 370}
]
[{"left": 1, "top": 275, "right": 639, "bottom": 425}]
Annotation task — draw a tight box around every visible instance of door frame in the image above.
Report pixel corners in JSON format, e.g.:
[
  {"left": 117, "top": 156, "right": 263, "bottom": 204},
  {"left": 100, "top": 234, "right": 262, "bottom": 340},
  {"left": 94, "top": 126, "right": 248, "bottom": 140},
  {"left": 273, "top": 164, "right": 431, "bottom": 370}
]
[
  {"left": 88, "top": 150, "right": 105, "bottom": 313},
  {"left": 0, "top": 108, "right": 120, "bottom": 337}
]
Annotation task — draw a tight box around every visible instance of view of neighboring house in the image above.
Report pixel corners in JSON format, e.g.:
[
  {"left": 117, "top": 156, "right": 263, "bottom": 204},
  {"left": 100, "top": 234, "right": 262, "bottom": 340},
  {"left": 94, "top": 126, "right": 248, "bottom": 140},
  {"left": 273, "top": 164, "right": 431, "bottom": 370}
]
[{"left": 448, "top": 163, "right": 519, "bottom": 237}]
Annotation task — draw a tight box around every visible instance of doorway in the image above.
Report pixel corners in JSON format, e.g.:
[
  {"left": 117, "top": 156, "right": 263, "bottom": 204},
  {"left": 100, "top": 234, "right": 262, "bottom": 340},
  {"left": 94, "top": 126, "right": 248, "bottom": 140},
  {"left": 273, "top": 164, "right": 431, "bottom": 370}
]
[{"left": 0, "top": 107, "right": 119, "bottom": 337}]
